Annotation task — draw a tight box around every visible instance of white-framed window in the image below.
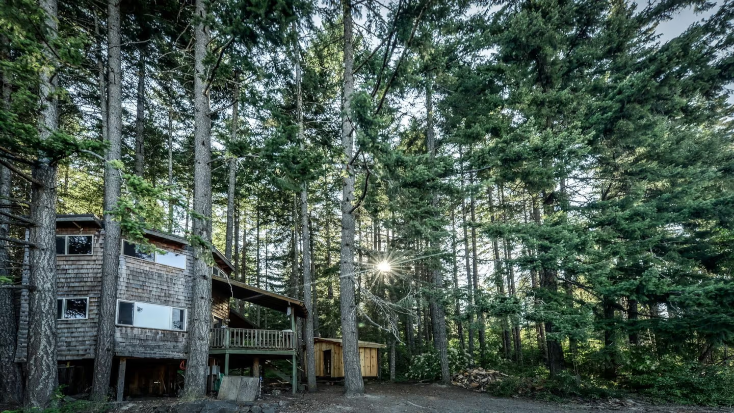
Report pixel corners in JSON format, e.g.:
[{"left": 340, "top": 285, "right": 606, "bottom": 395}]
[
  {"left": 116, "top": 299, "right": 187, "bottom": 331},
  {"left": 122, "top": 240, "right": 186, "bottom": 269},
  {"left": 211, "top": 267, "right": 228, "bottom": 278},
  {"left": 57, "top": 297, "right": 89, "bottom": 320},
  {"left": 56, "top": 235, "right": 93, "bottom": 255}
]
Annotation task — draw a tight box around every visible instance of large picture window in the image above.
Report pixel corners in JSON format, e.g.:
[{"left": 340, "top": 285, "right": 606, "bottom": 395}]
[
  {"left": 116, "top": 300, "right": 187, "bottom": 331},
  {"left": 56, "top": 236, "right": 93, "bottom": 255},
  {"left": 57, "top": 297, "right": 89, "bottom": 320},
  {"left": 123, "top": 240, "right": 186, "bottom": 269}
]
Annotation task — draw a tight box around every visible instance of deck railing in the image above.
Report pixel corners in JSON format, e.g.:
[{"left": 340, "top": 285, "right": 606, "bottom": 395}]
[{"left": 209, "top": 328, "right": 295, "bottom": 350}]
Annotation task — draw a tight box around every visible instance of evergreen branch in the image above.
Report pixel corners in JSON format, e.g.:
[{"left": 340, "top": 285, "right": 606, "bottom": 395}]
[
  {"left": 0, "top": 236, "right": 37, "bottom": 248},
  {"left": 0, "top": 159, "right": 44, "bottom": 187},
  {"left": 0, "top": 210, "right": 35, "bottom": 226},
  {"left": 204, "top": 36, "right": 235, "bottom": 96}
]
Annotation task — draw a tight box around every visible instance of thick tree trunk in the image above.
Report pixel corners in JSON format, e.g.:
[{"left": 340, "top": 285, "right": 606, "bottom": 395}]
[
  {"left": 225, "top": 78, "right": 239, "bottom": 260},
  {"left": 426, "top": 77, "right": 450, "bottom": 384},
  {"left": 91, "top": 0, "right": 123, "bottom": 400},
  {"left": 184, "top": 0, "right": 213, "bottom": 398},
  {"left": 26, "top": 1, "right": 59, "bottom": 407},
  {"left": 134, "top": 44, "right": 146, "bottom": 177},
  {"left": 0, "top": 40, "right": 23, "bottom": 405},
  {"left": 339, "top": 0, "right": 364, "bottom": 396}
]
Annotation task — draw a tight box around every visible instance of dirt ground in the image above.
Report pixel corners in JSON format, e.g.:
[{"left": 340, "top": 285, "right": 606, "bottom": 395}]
[{"left": 282, "top": 382, "right": 733, "bottom": 413}]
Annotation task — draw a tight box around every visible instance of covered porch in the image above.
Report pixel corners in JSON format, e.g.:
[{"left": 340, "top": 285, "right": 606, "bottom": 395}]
[{"left": 210, "top": 276, "right": 307, "bottom": 394}]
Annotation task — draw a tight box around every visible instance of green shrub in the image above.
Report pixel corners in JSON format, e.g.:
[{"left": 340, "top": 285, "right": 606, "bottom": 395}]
[
  {"left": 624, "top": 357, "right": 734, "bottom": 406},
  {"left": 405, "top": 348, "right": 472, "bottom": 381}
]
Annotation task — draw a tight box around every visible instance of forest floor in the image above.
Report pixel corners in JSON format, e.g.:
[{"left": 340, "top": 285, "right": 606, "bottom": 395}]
[{"left": 283, "top": 382, "right": 733, "bottom": 413}]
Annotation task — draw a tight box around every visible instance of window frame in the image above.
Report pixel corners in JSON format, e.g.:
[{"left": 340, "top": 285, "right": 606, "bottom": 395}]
[
  {"left": 56, "top": 235, "right": 94, "bottom": 256},
  {"left": 57, "top": 297, "right": 89, "bottom": 320},
  {"left": 121, "top": 239, "right": 186, "bottom": 270},
  {"left": 115, "top": 299, "right": 187, "bottom": 332}
]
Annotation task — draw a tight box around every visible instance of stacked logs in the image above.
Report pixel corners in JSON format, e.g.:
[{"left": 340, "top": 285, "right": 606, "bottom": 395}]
[{"left": 451, "top": 368, "right": 508, "bottom": 392}]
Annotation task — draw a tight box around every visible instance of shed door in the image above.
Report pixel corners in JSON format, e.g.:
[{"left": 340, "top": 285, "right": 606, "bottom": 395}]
[{"left": 323, "top": 350, "right": 332, "bottom": 377}]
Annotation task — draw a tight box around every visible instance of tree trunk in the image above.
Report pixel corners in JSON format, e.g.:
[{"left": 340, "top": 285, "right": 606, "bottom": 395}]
[
  {"left": 461, "top": 175, "right": 474, "bottom": 361},
  {"left": 339, "top": 0, "right": 364, "bottom": 396},
  {"left": 0, "top": 38, "right": 23, "bottom": 405},
  {"left": 426, "top": 76, "right": 449, "bottom": 384},
  {"left": 134, "top": 43, "right": 146, "bottom": 177},
  {"left": 167, "top": 108, "right": 174, "bottom": 233},
  {"left": 184, "top": 0, "right": 213, "bottom": 397},
  {"left": 470, "top": 174, "right": 486, "bottom": 363},
  {"left": 389, "top": 338, "right": 396, "bottom": 381},
  {"left": 294, "top": 35, "right": 317, "bottom": 389},
  {"left": 225, "top": 77, "right": 239, "bottom": 260},
  {"left": 91, "top": 0, "right": 123, "bottom": 400},
  {"left": 26, "top": 0, "right": 59, "bottom": 407},
  {"left": 451, "top": 209, "right": 465, "bottom": 352}
]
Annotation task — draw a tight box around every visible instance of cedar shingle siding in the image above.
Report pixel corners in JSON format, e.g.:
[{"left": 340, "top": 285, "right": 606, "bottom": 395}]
[{"left": 16, "top": 221, "right": 222, "bottom": 362}]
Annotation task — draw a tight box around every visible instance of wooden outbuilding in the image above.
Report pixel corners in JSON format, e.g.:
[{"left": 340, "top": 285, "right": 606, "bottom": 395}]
[{"left": 313, "top": 338, "right": 386, "bottom": 378}]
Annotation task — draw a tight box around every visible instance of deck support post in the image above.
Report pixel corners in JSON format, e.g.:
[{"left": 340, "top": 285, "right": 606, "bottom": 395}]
[
  {"left": 291, "top": 308, "right": 297, "bottom": 394},
  {"left": 224, "top": 353, "right": 229, "bottom": 376},
  {"left": 252, "top": 357, "right": 260, "bottom": 378},
  {"left": 116, "top": 357, "right": 126, "bottom": 402}
]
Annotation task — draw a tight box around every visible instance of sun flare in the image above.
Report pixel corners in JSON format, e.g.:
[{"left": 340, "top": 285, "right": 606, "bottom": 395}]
[{"left": 376, "top": 261, "right": 392, "bottom": 273}]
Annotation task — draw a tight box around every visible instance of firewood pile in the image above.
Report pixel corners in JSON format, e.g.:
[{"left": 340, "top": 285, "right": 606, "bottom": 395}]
[{"left": 452, "top": 368, "right": 508, "bottom": 392}]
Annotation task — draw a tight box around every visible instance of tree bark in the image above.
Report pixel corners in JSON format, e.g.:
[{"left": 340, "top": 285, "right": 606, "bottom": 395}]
[
  {"left": 426, "top": 76, "right": 449, "bottom": 384},
  {"left": 26, "top": 0, "right": 59, "bottom": 406},
  {"left": 295, "top": 37, "right": 317, "bottom": 390},
  {"left": 461, "top": 173, "right": 474, "bottom": 361},
  {"left": 91, "top": 0, "right": 123, "bottom": 400},
  {"left": 225, "top": 76, "right": 239, "bottom": 260},
  {"left": 167, "top": 108, "right": 174, "bottom": 233},
  {"left": 0, "top": 37, "right": 23, "bottom": 405},
  {"left": 183, "top": 0, "right": 213, "bottom": 398},
  {"left": 339, "top": 0, "right": 364, "bottom": 396},
  {"left": 470, "top": 173, "right": 486, "bottom": 363},
  {"left": 134, "top": 43, "right": 146, "bottom": 177},
  {"left": 451, "top": 209, "right": 465, "bottom": 352}
]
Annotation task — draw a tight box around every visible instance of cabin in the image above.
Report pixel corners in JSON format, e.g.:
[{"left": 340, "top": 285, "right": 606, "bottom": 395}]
[
  {"left": 313, "top": 338, "right": 385, "bottom": 379},
  {"left": 13, "top": 214, "right": 306, "bottom": 400}
]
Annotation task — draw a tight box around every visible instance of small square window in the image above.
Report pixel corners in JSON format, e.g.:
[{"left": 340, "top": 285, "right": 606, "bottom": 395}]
[
  {"left": 67, "top": 236, "right": 92, "bottom": 255},
  {"left": 56, "top": 237, "right": 66, "bottom": 254},
  {"left": 57, "top": 298, "right": 88, "bottom": 320},
  {"left": 123, "top": 240, "right": 153, "bottom": 261},
  {"left": 117, "top": 301, "right": 134, "bottom": 325},
  {"left": 172, "top": 308, "right": 185, "bottom": 330}
]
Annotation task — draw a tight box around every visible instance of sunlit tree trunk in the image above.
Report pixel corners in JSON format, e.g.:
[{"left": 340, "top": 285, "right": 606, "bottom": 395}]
[
  {"left": 184, "top": 0, "right": 213, "bottom": 397},
  {"left": 338, "top": 0, "right": 364, "bottom": 396}
]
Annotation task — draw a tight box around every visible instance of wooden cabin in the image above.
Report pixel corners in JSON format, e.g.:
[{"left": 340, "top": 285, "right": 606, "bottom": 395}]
[
  {"left": 14, "top": 214, "right": 306, "bottom": 399},
  {"left": 313, "top": 338, "right": 385, "bottom": 378}
]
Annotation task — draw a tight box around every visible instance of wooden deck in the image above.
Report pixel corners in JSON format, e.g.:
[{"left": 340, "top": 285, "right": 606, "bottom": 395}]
[{"left": 209, "top": 328, "right": 295, "bottom": 353}]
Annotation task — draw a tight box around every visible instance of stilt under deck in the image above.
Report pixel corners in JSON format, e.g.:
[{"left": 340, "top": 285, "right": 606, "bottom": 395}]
[{"left": 209, "top": 311, "right": 298, "bottom": 394}]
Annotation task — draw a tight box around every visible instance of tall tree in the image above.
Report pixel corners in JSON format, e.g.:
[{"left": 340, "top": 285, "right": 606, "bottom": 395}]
[
  {"left": 338, "top": 0, "right": 364, "bottom": 396},
  {"left": 183, "top": 0, "right": 213, "bottom": 398},
  {"left": 25, "top": 0, "right": 59, "bottom": 406},
  {"left": 91, "top": 0, "right": 123, "bottom": 400}
]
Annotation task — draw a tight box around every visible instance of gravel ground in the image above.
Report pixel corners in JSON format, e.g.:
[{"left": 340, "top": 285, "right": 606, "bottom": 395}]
[{"left": 283, "top": 382, "right": 733, "bottom": 413}]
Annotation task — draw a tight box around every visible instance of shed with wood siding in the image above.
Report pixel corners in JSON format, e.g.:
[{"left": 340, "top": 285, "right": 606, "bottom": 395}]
[{"left": 313, "top": 338, "right": 385, "bottom": 378}]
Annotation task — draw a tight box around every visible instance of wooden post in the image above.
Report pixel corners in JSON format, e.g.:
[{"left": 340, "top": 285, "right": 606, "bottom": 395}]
[
  {"left": 116, "top": 358, "right": 126, "bottom": 402},
  {"left": 252, "top": 357, "right": 260, "bottom": 378},
  {"left": 225, "top": 353, "right": 229, "bottom": 376},
  {"left": 291, "top": 309, "right": 297, "bottom": 394}
]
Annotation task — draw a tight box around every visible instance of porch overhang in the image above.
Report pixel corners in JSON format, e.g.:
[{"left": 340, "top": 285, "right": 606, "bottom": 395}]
[{"left": 211, "top": 276, "right": 307, "bottom": 318}]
